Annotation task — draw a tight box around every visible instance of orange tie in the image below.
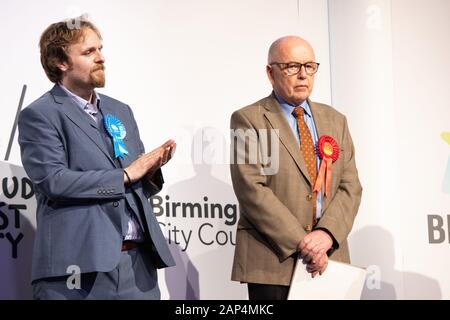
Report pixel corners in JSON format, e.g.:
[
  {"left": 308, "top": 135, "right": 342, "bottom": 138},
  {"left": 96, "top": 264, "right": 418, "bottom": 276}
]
[{"left": 293, "top": 107, "right": 318, "bottom": 225}]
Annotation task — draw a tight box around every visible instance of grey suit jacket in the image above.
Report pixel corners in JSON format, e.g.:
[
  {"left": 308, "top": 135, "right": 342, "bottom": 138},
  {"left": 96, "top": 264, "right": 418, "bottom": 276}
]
[
  {"left": 230, "top": 94, "right": 362, "bottom": 286},
  {"left": 18, "top": 85, "right": 174, "bottom": 282}
]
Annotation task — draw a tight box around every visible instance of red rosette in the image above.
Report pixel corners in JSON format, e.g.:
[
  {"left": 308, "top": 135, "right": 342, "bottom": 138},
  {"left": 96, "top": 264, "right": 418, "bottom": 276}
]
[
  {"left": 316, "top": 135, "right": 339, "bottom": 162},
  {"left": 313, "top": 136, "right": 340, "bottom": 197}
]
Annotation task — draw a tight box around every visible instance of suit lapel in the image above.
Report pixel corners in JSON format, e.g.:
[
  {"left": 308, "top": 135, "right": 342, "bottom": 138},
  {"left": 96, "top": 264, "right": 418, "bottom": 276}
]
[
  {"left": 50, "top": 85, "right": 116, "bottom": 167},
  {"left": 309, "top": 100, "right": 333, "bottom": 210},
  {"left": 263, "top": 95, "right": 312, "bottom": 186},
  {"left": 309, "top": 100, "right": 332, "bottom": 140}
]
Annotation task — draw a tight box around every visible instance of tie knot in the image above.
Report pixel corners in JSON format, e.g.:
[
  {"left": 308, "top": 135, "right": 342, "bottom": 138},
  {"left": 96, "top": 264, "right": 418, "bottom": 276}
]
[{"left": 292, "top": 106, "right": 305, "bottom": 118}]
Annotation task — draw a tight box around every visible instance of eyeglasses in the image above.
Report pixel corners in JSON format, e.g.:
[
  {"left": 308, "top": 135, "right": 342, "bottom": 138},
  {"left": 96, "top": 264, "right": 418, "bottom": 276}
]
[{"left": 269, "top": 61, "right": 320, "bottom": 76}]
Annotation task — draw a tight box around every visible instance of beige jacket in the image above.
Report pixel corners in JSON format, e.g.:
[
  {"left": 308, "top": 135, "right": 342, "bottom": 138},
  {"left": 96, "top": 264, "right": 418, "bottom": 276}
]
[{"left": 230, "top": 94, "right": 362, "bottom": 286}]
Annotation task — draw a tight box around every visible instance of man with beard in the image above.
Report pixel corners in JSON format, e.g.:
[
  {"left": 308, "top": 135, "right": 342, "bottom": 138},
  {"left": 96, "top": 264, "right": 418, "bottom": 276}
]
[{"left": 18, "top": 17, "right": 176, "bottom": 299}]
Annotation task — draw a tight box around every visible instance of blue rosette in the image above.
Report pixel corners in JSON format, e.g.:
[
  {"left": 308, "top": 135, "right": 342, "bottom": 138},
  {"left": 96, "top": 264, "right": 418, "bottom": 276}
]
[{"left": 104, "top": 114, "right": 129, "bottom": 159}]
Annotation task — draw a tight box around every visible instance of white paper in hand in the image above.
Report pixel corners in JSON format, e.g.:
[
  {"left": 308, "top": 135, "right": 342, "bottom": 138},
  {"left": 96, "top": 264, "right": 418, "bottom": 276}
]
[{"left": 288, "top": 259, "right": 367, "bottom": 300}]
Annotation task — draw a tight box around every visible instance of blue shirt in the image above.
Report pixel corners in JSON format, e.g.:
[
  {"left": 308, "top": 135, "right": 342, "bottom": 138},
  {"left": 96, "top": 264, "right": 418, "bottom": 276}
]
[{"left": 274, "top": 94, "right": 322, "bottom": 219}]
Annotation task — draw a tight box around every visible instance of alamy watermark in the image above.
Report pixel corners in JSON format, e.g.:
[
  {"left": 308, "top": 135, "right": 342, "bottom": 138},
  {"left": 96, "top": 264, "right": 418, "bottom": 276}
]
[
  {"left": 172, "top": 127, "right": 280, "bottom": 175},
  {"left": 65, "top": 10, "right": 90, "bottom": 30},
  {"left": 66, "top": 265, "right": 81, "bottom": 290}
]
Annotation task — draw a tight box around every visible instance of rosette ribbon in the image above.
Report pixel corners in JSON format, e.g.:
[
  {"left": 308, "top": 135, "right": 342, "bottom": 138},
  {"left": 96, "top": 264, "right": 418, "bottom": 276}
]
[
  {"left": 313, "top": 135, "right": 340, "bottom": 197},
  {"left": 104, "top": 114, "right": 129, "bottom": 159}
]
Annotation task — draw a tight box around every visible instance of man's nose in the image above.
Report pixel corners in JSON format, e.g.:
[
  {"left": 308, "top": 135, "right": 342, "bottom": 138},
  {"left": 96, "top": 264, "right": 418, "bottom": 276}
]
[
  {"left": 95, "top": 50, "right": 105, "bottom": 63},
  {"left": 297, "top": 65, "right": 307, "bottom": 79}
]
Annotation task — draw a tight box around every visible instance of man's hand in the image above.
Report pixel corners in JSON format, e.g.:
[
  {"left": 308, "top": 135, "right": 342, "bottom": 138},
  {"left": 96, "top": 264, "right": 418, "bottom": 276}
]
[
  {"left": 305, "top": 251, "right": 328, "bottom": 278},
  {"left": 124, "top": 139, "right": 176, "bottom": 184},
  {"left": 298, "top": 229, "right": 333, "bottom": 277},
  {"left": 299, "top": 229, "right": 333, "bottom": 260}
]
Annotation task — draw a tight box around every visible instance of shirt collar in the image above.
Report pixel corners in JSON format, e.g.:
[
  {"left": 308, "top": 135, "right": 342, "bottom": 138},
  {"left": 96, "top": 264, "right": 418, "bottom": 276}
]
[
  {"left": 58, "top": 83, "right": 100, "bottom": 109},
  {"left": 273, "top": 92, "right": 311, "bottom": 117}
]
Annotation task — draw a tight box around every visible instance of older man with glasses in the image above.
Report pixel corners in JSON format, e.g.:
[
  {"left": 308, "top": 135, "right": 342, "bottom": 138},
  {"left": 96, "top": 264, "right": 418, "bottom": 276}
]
[{"left": 229, "top": 36, "right": 363, "bottom": 300}]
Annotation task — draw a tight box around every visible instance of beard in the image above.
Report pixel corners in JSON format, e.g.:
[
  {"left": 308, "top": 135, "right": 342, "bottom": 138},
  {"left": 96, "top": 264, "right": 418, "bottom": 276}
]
[{"left": 90, "top": 64, "right": 106, "bottom": 88}]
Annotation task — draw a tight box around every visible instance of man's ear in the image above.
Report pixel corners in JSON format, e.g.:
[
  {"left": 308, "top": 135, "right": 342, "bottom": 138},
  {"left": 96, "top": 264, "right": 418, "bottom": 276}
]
[
  {"left": 55, "top": 57, "right": 71, "bottom": 72},
  {"left": 266, "top": 64, "right": 275, "bottom": 86},
  {"left": 56, "top": 61, "right": 70, "bottom": 72}
]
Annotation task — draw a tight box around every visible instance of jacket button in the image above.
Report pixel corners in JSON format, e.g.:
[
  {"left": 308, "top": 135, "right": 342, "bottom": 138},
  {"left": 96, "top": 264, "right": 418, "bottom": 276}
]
[
  {"left": 113, "top": 201, "right": 119, "bottom": 207},
  {"left": 305, "top": 224, "right": 312, "bottom": 232},
  {"left": 306, "top": 194, "right": 313, "bottom": 201}
]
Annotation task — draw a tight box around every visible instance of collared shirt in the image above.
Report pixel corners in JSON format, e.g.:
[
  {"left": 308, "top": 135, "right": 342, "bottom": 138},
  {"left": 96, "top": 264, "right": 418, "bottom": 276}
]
[
  {"left": 59, "top": 83, "right": 99, "bottom": 123},
  {"left": 58, "top": 83, "right": 144, "bottom": 241},
  {"left": 275, "top": 93, "right": 322, "bottom": 219}
]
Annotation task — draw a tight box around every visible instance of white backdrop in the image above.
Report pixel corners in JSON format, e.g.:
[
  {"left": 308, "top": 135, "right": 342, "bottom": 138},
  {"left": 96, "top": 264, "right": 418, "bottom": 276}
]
[
  {"left": 0, "top": 0, "right": 449, "bottom": 299},
  {"left": 329, "top": 0, "right": 450, "bottom": 299}
]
